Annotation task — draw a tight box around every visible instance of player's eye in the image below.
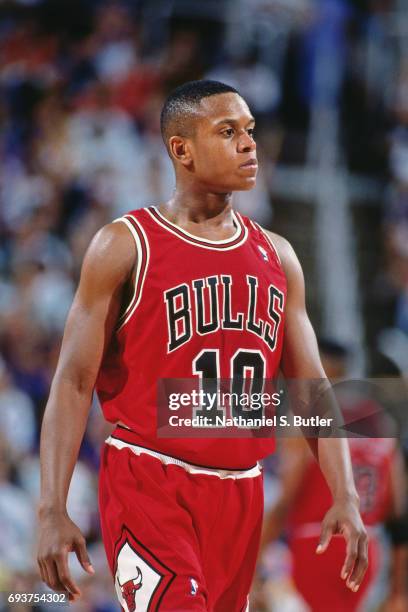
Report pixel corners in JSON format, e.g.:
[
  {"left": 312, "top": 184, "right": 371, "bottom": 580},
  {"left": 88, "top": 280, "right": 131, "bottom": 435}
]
[
  {"left": 222, "top": 128, "right": 234, "bottom": 137},
  {"left": 247, "top": 128, "right": 255, "bottom": 138}
]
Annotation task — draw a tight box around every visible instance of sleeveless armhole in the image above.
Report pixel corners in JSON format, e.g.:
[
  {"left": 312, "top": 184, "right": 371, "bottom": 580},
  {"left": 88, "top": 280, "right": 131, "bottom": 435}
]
[
  {"left": 254, "top": 222, "right": 282, "bottom": 264},
  {"left": 113, "top": 214, "right": 150, "bottom": 331}
]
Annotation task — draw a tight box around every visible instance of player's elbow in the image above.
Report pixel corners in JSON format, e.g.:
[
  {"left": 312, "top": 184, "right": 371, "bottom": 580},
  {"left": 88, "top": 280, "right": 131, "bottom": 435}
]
[{"left": 52, "top": 363, "right": 98, "bottom": 399}]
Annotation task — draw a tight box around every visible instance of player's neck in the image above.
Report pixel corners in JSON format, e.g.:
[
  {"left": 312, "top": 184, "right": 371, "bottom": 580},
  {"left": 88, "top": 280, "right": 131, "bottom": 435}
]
[{"left": 162, "top": 188, "right": 234, "bottom": 225}]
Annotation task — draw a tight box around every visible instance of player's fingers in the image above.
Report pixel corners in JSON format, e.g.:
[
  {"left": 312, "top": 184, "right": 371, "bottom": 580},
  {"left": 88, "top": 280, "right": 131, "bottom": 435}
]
[
  {"left": 38, "top": 558, "right": 49, "bottom": 587},
  {"left": 46, "top": 560, "right": 69, "bottom": 593},
  {"left": 74, "top": 536, "right": 95, "bottom": 575},
  {"left": 341, "top": 528, "right": 359, "bottom": 582},
  {"left": 316, "top": 520, "right": 334, "bottom": 553},
  {"left": 346, "top": 533, "right": 368, "bottom": 591},
  {"left": 54, "top": 551, "right": 81, "bottom": 600}
]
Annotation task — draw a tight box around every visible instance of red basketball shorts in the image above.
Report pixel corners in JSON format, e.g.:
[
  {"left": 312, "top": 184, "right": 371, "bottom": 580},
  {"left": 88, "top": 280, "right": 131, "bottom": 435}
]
[
  {"left": 98, "top": 427, "right": 264, "bottom": 611},
  {"left": 289, "top": 527, "right": 381, "bottom": 612}
]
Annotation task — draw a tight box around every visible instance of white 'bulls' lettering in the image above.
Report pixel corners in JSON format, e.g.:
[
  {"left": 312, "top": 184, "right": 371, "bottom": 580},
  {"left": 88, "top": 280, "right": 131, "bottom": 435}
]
[{"left": 164, "top": 275, "right": 284, "bottom": 353}]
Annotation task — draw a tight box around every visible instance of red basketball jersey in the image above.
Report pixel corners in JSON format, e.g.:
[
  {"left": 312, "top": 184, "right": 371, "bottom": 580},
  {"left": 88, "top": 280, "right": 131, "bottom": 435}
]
[
  {"left": 287, "top": 436, "right": 396, "bottom": 529},
  {"left": 96, "top": 206, "right": 286, "bottom": 469}
]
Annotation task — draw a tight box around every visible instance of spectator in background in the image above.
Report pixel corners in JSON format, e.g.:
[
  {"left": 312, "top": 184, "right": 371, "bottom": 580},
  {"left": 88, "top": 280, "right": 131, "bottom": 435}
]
[
  {"left": 91, "top": 2, "right": 139, "bottom": 86},
  {"left": 65, "top": 81, "right": 144, "bottom": 216},
  {"left": 0, "top": 434, "right": 36, "bottom": 577},
  {"left": 384, "top": 60, "right": 408, "bottom": 335},
  {"left": 0, "top": 356, "right": 36, "bottom": 460}
]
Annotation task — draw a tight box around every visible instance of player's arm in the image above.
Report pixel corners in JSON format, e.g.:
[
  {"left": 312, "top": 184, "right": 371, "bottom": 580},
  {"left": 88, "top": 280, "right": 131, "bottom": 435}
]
[
  {"left": 37, "top": 222, "right": 136, "bottom": 601},
  {"left": 268, "top": 231, "right": 368, "bottom": 592}
]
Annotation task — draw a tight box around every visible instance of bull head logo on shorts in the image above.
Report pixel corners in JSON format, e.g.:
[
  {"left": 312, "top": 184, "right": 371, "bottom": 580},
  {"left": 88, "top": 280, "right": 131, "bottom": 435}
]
[{"left": 117, "top": 567, "right": 143, "bottom": 611}]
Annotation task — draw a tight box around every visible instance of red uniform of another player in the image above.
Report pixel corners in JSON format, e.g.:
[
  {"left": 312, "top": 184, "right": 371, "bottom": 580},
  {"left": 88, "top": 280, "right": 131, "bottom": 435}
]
[
  {"left": 97, "top": 206, "right": 286, "bottom": 611},
  {"left": 287, "top": 437, "right": 396, "bottom": 612}
]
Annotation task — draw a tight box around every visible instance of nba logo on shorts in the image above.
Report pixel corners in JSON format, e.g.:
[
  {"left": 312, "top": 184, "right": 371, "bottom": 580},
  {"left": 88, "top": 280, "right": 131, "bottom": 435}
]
[{"left": 190, "top": 578, "right": 198, "bottom": 595}]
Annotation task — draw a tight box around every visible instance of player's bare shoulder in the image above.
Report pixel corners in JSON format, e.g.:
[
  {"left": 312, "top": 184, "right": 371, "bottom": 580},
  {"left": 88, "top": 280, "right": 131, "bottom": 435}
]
[
  {"left": 80, "top": 221, "right": 137, "bottom": 291},
  {"left": 261, "top": 229, "right": 303, "bottom": 279}
]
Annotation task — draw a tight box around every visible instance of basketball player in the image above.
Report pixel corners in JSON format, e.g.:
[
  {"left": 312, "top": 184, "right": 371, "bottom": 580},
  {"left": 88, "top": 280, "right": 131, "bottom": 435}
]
[
  {"left": 37, "top": 81, "right": 368, "bottom": 611},
  {"left": 255, "top": 341, "right": 407, "bottom": 612}
]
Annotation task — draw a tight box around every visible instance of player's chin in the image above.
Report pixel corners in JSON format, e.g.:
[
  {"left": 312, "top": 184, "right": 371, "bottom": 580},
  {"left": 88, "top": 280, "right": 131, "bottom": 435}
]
[
  {"left": 232, "top": 166, "right": 258, "bottom": 190},
  {"left": 234, "top": 175, "right": 257, "bottom": 191},
  {"left": 214, "top": 174, "right": 257, "bottom": 193}
]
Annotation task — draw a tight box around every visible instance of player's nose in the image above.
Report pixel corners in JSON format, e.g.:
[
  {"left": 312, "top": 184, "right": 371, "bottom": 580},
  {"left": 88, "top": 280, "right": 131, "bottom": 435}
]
[{"left": 237, "top": 131, "right": 256, "bottom": 153}]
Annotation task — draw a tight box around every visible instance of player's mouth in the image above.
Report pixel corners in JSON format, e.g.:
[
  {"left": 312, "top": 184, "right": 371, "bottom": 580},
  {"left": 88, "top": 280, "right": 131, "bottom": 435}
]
[
  {"left": 239, "top": 158, "right": 258, "bottom": 174},
  {"left": 239, "top": 158, "right": 258, "bottom": 168}
]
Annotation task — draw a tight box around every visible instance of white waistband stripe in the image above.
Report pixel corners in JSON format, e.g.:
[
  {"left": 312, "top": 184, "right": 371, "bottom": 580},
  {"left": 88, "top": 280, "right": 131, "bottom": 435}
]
[{"left": 105, "top": 436, "right": 262, "bottom": 480}]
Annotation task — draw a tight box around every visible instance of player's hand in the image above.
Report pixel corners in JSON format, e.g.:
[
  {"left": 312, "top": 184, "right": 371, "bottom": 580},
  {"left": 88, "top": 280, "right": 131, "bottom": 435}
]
[
  {"left": 37, "top": 509, "right": 95, "bottom": 601},
  {"left": 316, "top": 498, "right": 368, "bottom": 592}
]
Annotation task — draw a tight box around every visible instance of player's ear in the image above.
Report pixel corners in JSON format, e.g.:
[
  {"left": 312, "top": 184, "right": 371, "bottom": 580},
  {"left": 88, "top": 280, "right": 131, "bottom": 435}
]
[{"left": 169, "top": 136, "right": 193, "bottom": 168}]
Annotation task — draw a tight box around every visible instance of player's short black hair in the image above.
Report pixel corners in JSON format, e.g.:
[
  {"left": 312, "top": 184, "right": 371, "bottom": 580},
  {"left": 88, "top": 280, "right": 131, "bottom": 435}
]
[{"left": 160, "top": 80, "right": 240, "bottom": 154}]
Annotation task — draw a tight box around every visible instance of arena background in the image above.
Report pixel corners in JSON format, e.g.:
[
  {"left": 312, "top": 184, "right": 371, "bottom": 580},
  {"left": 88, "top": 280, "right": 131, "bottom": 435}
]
[{"left": 0, "top": 0, "right": 407, "bottom": 610}]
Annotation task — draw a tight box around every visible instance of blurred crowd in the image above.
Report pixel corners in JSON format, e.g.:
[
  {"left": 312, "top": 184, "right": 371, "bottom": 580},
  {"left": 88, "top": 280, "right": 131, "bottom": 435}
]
[{"left": 0, "top": 0, "right": 407, "bottom": 610}]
